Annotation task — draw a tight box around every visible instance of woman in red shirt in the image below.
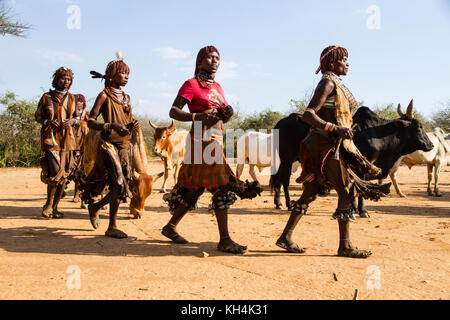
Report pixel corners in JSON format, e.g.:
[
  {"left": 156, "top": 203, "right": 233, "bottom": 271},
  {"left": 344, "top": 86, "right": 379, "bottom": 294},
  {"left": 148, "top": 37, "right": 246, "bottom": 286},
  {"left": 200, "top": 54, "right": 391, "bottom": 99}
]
[{"left": 161, "top": 46, "right": 261, "bottom": 254}]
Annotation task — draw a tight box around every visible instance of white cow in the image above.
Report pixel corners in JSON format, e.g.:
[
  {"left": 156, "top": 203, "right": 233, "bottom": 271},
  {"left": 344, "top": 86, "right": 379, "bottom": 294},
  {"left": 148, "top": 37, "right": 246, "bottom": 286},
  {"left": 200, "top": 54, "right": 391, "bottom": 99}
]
[
  {"left": 388, "top": 127, "right": 450, "bottom": 197},
  {"left": 236, "top": 131, "right": 300, "bottom": 182}
]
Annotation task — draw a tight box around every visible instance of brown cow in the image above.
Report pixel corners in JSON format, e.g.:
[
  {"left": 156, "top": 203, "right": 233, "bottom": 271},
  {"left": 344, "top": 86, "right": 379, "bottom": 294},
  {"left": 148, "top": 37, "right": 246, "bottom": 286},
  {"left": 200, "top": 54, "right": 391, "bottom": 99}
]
[
  {"left": 128, "top": 126, "right": 163, "bottom": 218},
  {"left": 149, "top": 120, "right": 189, "bottom": 193}
]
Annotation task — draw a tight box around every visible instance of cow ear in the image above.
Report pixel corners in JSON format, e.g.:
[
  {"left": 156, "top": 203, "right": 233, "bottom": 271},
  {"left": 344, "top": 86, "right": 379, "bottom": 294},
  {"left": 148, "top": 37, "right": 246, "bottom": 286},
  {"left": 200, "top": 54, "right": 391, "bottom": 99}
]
[
  {"left": 394, "top": 119, "right": 411, "bottom": 128},
  {"left": 406, "top": 99, "right": 414, "bottom": 119}
]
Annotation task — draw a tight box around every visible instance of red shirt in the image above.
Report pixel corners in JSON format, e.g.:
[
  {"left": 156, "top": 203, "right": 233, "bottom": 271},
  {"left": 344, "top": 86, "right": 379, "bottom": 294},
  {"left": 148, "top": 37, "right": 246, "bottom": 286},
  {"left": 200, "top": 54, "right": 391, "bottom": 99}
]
[{"left": 177, "top": 78, "right": 228, "bottom": 113}]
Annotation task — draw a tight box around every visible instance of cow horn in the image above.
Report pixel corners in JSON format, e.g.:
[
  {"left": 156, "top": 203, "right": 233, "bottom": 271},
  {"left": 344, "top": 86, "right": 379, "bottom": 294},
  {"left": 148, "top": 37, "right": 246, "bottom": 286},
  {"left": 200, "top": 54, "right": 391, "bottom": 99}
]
[
  {"left": 397, "top": 104, "right": 405, "bottom": 116},
  {"left": 168, "top": 120, "right": 176, "bottom": 132},
  {"left": 149, "top": 120, "right": 158, "bottom": 129},
  {"left": 133, "top": 170, "right": 140, "bottom": 180},
  {"left": 406, "top": 99, "right": 414, "bottom": 119}
]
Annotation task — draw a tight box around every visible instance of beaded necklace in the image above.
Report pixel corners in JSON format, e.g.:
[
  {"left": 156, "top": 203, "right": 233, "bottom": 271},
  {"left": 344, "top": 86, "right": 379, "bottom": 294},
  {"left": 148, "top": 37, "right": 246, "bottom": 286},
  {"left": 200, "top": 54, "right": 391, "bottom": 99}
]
[
  {"left": 196, "top": 72, "right": 215, "bottom": 89},
  {"left": 322, "top": 71, "right": 359, "bottom": 111},
  {"left": 105, "top": 87, "right": 131, "bottom": 113}
]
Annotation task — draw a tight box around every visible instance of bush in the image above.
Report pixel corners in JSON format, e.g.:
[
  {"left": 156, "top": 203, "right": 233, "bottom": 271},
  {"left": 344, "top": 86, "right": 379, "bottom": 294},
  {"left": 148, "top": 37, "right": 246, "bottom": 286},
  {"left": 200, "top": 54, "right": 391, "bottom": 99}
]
[
  {"left": 0, "top": 92, "right": 41, "bottom": 167},
  {"left": 431, "top": 102, "right": 450, "bottom": 131},
  {"left": 372, "top": 103, "right": 434, "bottom": 131}
]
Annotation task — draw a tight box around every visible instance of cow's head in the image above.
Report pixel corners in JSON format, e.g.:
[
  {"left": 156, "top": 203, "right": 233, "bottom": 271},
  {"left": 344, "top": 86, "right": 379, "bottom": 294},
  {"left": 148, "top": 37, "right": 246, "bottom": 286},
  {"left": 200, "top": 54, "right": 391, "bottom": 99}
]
[
  {"left": 395, "top": 100, "right": 434, "bottom": 154},
  {"left": 129, "top": 171, "right": 154, "bottom": 218},
  {"left": 149, "top": 120, "right": 176, "bottom": 156}
]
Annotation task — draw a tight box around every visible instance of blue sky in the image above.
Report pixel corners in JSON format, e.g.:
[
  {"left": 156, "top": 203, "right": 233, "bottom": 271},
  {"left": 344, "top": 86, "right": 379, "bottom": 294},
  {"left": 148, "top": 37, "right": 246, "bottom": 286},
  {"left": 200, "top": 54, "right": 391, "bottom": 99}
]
[{"left": 1, "top": 0, "right": 449, "bottom": 120}]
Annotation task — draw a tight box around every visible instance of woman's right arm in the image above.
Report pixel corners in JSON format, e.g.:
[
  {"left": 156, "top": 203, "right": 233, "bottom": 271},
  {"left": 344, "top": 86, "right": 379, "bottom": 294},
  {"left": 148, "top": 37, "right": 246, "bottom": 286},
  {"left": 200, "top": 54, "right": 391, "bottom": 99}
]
[{"left": 169, "top": 96, "right": 219, "bottom": 125}]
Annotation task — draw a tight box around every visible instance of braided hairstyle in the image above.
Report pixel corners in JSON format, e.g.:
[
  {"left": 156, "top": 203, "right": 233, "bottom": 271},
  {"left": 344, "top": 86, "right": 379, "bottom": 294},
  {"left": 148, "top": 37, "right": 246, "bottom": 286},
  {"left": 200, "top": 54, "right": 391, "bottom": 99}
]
[
  {"left": 52, "top": 67, "right": 74, "bottom": 89},
  {"left": 315, "top": 45, "right": 348, "bottom": 74},
  {"left": 90, "top": 50, "right": 130, "bottom": 87},
  {"left": 195, "top": 45, "right": 220, "bottom": 76}
]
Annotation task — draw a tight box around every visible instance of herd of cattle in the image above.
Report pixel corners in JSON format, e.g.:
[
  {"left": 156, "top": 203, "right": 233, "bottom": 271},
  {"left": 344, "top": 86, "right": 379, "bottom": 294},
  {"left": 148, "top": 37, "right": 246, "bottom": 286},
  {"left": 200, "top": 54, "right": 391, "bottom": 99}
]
[{"left": 76, "top": 100, "right": 449, "bottom": 219}]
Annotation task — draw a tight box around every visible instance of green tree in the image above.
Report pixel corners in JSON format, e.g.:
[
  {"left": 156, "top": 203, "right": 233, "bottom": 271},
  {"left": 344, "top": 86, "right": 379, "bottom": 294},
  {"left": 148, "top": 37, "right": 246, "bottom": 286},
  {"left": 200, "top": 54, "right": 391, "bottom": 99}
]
[
  {"left": 0, "top": 0, "right": 31, "bottom": 37},
  {"left": 372, "top": 103, "right": 433, "bottom": 131},
  {"left": 238, "top": 109, "right": 284, "bottom": 132}
]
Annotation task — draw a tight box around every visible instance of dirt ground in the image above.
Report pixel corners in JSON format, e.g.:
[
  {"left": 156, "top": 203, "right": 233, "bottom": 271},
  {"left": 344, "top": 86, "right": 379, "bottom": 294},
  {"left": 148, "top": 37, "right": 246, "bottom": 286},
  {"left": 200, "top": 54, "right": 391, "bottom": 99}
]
[{"left": 0, "top": 161, "right": 448, "bottom": 300}]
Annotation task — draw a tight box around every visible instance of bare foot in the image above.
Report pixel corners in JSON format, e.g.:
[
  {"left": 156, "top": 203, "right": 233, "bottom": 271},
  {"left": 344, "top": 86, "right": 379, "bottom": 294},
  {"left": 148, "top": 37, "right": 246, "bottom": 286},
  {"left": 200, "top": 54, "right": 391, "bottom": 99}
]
[
  {"left": 105, "top": 228, "right": 128, "bottom": 239},
  {"left": 217, "top": 238, "right": 247, "bottom": 254},
  {"left": 88, "top": 204, "right": 100, "bottom": 229},
  {"left": 276, "top": 237, "right": 306, "bottom": 253},
  {"left": 42, "top": 206, "right": 52, "bottom": 219},
  {"left": 161, "top": 225, "right": 188, "bottom": 244}
]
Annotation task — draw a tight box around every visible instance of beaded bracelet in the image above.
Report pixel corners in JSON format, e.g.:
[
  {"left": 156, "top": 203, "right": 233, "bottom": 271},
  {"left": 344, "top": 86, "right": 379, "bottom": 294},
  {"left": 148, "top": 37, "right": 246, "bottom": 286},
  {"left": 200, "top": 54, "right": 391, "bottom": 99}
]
[{"left": 324, "top": 122, "right": 334, "bottom": 132}]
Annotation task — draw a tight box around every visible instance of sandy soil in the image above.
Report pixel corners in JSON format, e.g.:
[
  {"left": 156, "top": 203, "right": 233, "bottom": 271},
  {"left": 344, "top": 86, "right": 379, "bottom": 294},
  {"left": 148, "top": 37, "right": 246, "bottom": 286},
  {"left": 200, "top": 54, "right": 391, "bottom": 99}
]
[{"left": 0, "top": 161, "right": 448, "bottom": 300}]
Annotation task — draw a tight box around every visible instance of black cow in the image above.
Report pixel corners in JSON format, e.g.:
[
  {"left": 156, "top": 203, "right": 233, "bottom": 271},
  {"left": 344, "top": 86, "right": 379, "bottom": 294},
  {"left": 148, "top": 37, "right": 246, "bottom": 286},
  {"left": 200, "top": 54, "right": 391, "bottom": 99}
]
[
  {"left": 271, "top": 101, "right": 434, "bottom": 216},
  {"left": 351, "top": 102, "right": 433, "bottom": 215},
  {"left": 270, "top": 113, "right": 310, "bottom": 210}
]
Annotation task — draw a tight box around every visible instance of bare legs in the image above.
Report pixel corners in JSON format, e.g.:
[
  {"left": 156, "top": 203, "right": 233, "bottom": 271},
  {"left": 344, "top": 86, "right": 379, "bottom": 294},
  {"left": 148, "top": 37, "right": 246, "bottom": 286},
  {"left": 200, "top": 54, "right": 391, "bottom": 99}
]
[
  {"left": 42, "top": 154, "right": 65, "bottom": 219},
  {"left": 162, "top": 188, "right": 247, "bottom": 254},
  {"left": 277, "top": 158, "right": 372, "bottom": 258}
]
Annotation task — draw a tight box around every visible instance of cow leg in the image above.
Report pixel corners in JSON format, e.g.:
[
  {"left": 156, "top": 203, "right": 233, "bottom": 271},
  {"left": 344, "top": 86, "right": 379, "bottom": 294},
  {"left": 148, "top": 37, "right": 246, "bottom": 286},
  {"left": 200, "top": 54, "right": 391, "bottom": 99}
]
[
  {"left": 276, "top": 180, "right": 319, "bottom": 253},
  {"left": 427, "top": 164, "right": 434, "bottom": 196},
  {"left": 273, "top": 183, "right": 283, "bottom": 210},
  {"left": 161, "top": 161, "right": 170, "bottom": 193},
  {"left": 434, "top": 161, "right": 442, "bottom": 197},
  {"left": 282, "top": 178, "right": 292, "bottom": 211},
  {"left": 173, "top": 163, "right": 180, "bottom": 188},
  {"left": 356, "top": 195, "right": 369, "bottom": 218},
  {"left": 281, "top": 162, "right": 293, "bottom": 210},
  {"left": 390, "top": 171, "right": 405, "bottom": 198},
  {"left": 73, "top": 182, "right": 81, "bottom": 203},
  {"left": 236, "top": 164, "right": 244, "bottom": 180},
  {"left": 249, "top": 165, "right": 258, "bottom": 182}
]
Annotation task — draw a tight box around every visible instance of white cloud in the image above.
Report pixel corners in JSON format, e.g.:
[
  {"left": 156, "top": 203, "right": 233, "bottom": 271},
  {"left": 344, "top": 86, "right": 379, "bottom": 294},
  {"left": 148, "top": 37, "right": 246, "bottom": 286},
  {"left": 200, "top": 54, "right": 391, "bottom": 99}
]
[
  {"left": 216, "top": 60, "right": 239, "bottom": 80},
  {"left": 226, "top": 93, "right": 240, "bottom": 102},
  {"left": 153, "top": 47, "right": 191, "bottom": 59},
  {"left": 37, "top": 50, "right": 84, "bottom": 64},
  {"left": 148, "top": 81, "right": 173, "bottom": 91},
  {"left": 252, "top": 71, "right": 272, "bottom": 77}
]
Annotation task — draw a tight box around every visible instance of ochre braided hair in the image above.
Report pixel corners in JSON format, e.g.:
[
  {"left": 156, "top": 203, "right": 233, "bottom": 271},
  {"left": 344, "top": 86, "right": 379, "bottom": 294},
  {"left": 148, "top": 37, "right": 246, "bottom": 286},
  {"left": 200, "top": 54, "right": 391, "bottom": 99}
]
[
  {"left": 315, "top": 45, "right": 348, "bottom": 74},
  {"left": 75, "top": 94, "right": 86, "bottom": 107},
  {"left": 90, "top": 50, "right": 130, "bottom": 87},
  {"left": 195, "top": 46, "right": 220, "bottom": 75},
  {"left": 52, "top": 67, "right": 74, "bottom": 89}
]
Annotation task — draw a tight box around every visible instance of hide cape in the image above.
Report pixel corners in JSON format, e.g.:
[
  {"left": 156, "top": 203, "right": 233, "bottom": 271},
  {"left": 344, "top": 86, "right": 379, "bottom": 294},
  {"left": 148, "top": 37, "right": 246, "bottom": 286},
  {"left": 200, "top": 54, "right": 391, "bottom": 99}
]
[
  {"left": 35, "top": 91, "right": 79, "bottom": 185},
  {"left": 297, "top": 74, "right": 390, "bottom": 200},
  {"left": 79, "top": 129, "right": 128, "bottom": 203}
]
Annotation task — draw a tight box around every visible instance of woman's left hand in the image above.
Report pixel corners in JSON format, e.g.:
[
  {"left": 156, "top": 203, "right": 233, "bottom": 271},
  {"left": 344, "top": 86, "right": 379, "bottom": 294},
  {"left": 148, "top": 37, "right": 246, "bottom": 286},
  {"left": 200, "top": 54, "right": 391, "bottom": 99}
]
[{"left": 62, "top": 118, "right": 76, "bottom": 129}]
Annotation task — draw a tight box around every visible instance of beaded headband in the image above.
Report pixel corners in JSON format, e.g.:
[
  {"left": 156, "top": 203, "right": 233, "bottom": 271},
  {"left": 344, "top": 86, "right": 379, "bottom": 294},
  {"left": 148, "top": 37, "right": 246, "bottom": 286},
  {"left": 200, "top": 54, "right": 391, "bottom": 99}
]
[
  {"left": 315, "top": 46, "right": 341, "bottom": 74},
  {"left": 53, "top": 67, "right": 74, "bottom": 78}
]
